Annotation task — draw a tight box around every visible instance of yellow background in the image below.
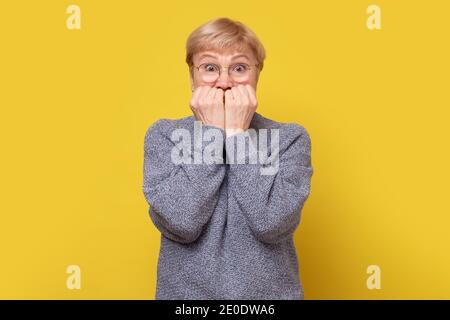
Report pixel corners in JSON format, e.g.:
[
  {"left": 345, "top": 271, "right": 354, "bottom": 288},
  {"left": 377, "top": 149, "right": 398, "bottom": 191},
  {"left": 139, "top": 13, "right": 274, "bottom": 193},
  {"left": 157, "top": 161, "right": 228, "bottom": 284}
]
[{"left": 1, "top": 0, "right": 449, "bottom": 299}]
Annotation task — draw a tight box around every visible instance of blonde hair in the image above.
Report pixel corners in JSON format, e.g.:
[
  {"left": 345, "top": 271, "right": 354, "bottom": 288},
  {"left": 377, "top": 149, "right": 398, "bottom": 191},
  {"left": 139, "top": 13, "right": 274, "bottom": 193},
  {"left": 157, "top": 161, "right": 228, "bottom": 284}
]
[{"left": 186, "top": 17, "right": 266, "bottom": 72}]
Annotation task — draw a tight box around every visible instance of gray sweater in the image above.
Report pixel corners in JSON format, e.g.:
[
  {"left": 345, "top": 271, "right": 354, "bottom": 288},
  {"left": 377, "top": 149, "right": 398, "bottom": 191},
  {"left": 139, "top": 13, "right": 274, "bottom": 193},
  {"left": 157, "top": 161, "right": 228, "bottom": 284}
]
[{"left": 142, "top": 112, "right": 313, "bottom": 300}]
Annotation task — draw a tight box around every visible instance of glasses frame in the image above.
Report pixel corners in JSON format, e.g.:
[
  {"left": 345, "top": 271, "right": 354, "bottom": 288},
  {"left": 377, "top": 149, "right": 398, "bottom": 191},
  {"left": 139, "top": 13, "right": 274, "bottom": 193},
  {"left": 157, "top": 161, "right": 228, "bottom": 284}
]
[{"left": 190, "top": 62, "right": 259, "bottom": 82}]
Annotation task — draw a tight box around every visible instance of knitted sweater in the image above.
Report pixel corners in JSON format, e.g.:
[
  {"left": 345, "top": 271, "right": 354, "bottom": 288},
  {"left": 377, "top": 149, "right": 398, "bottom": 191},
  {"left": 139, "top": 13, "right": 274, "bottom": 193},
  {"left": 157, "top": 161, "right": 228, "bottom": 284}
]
[{"left": 142, "top": 111, "right": 313, "bottom": 300}]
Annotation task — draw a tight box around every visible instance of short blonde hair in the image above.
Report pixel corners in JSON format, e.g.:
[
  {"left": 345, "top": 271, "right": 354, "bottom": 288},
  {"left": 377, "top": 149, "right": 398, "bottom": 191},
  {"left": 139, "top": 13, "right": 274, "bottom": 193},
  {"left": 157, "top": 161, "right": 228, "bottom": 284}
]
[{"left": 186, "top": 17, "right": 266, "bottom": 72}]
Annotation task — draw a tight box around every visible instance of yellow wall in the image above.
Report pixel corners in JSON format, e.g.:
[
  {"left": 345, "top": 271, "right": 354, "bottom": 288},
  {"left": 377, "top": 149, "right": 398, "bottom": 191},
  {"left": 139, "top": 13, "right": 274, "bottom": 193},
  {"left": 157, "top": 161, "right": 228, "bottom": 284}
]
[{"left": 1, "top": 0, "right": 449, "bottom": 299}]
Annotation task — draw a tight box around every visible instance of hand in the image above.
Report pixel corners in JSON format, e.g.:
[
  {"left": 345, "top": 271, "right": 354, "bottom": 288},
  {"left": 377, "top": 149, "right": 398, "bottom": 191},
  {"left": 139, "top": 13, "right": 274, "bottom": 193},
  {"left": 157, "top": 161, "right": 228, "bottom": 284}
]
[
  {"left": 224, "top": 84, "right": 258, "bottom": 137},
  {"left": 189, "top": 86, "right": 225, "bottom": 130}
]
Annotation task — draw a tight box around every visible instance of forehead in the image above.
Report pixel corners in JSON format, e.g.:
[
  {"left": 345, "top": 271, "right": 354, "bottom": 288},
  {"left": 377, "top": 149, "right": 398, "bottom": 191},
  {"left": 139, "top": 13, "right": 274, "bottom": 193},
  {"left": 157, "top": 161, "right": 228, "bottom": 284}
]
[{"left": 195, "top": 48, "right": 254, "bottom": 61}]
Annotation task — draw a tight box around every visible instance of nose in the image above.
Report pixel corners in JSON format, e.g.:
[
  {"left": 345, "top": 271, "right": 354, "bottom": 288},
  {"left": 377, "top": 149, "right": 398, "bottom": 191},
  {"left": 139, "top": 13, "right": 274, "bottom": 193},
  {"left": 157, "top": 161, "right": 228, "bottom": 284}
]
[{"left": 214, "top": 70, "right": 233, "bottom": 90}]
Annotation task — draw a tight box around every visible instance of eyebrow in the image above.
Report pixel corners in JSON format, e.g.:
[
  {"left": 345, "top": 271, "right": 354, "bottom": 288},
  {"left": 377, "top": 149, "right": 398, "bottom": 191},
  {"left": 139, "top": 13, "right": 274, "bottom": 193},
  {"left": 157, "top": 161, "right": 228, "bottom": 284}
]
[{"left": 198, "top": 53, "right": 219, "bottom": 61}]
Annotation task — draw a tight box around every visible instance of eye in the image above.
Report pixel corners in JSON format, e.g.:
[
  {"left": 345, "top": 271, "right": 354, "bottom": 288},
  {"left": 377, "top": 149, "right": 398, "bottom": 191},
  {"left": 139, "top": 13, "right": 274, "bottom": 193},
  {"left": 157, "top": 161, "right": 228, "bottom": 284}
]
[
  {"left": 201, "top": 63, "right": 219, "bottom": 72},
  {"left": 232, "top": 63, "right": 249, "bottom": 73}
]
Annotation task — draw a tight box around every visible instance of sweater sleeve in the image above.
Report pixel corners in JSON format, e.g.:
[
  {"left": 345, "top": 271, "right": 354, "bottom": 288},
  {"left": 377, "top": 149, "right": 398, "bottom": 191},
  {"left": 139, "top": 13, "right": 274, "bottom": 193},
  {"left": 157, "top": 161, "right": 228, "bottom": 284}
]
[
  {"left": 142, "top": 119, "right": 226, "bottom": 244},
  {"left": 226, "top": 123, "right": 313, "bottom": 244}
]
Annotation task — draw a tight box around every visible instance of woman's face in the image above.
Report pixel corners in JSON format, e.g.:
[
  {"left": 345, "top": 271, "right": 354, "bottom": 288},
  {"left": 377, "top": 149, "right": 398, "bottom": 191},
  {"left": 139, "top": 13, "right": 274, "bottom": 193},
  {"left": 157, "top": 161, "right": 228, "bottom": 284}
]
[{"left": 190, "top": 48, "right": 260, "bottom": 92}]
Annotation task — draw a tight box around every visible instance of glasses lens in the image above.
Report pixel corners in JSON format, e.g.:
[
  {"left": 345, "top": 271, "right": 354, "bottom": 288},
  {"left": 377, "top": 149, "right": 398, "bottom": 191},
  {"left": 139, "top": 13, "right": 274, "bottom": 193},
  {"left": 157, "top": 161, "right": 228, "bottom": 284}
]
[
  {"left": 196, "top": 63, "right": 252, "bottom": 82},
  {"left": 230, "top": 63, "right": 250, "bottom": 79},
  {"left": 199, "top": 63, "right": 219, "bottom": 82}
]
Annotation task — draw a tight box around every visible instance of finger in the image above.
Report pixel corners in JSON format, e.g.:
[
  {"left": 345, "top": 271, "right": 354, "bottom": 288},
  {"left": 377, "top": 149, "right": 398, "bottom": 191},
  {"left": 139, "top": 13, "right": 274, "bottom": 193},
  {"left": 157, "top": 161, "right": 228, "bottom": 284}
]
[
  {"left": 206, "top": 87, "right": 217, "bottom": 106},
  {"left": 231, "top": 87, "right": 241, "bottom": 106},
  {"left": 237, "top": 84, "right": 250, "bottom": 105},
  {"left": 198, "top": 86, "right": 212, "bottom": 106},
  {"left": 190, "top": 86, "right": 203, "bottom": 107},
  {"left": 214, "top": 88, "right": 224, "bottom": 106},
  {"left": 245, "top": 84, "right": 257, "bottom": 106},
  {"left": 224, "top": 89, "right": 233, "bottom": 107}
]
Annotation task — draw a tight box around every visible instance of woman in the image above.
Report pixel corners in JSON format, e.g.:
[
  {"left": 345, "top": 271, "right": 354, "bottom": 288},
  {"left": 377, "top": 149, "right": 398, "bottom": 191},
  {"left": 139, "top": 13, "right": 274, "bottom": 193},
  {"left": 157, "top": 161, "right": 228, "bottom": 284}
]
[{"left": 143, "top": 17, "right": 314, "bottom": 300}]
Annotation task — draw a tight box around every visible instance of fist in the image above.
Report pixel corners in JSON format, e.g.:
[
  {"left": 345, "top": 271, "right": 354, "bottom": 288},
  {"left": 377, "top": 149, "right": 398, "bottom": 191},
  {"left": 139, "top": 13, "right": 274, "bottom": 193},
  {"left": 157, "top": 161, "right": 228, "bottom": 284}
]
[
  {"left": 224, "top": 84, "right": 258, "bottom": 137},
  {"left": 189, "top": 86, "right": 225, "bottom": 130}
]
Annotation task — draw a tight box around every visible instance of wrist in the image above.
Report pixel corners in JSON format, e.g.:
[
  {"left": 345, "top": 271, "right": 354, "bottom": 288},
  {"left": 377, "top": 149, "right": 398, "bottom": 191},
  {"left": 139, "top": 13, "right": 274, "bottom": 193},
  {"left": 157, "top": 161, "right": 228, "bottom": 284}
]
[{"left": 225, "top": 128, "right": 245, "bottom": 138}]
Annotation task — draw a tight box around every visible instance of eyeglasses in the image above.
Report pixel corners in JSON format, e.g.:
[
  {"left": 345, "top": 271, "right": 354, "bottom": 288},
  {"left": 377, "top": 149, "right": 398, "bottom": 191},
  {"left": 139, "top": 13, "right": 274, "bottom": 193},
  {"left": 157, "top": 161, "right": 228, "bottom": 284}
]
[{"left": 191, "top": 62, "right": 259, "bottom": 82}]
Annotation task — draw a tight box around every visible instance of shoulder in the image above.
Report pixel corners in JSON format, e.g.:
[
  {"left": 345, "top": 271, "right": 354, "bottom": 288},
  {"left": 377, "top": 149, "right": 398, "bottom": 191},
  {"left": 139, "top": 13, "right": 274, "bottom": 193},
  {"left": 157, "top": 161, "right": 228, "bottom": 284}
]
[
  {"left": 144, "top": 115, "right": 194, "bottom": 138},
  {"left": 144, "top": 115, "right": 194, "bottom": 146},
  {"left": 253, "top": 112, "right": 311, "bottom": 149}
]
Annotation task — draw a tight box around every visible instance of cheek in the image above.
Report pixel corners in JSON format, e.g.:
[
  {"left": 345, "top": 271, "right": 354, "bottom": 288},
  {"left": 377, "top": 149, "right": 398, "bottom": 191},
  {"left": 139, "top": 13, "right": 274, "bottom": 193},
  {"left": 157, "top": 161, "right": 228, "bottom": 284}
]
[
  {"left": 195, "top": 78, "right": 212, "bottom": 88},
  {"left": 192, "top": 73, "right": 204, "bottom": 87},
  {"left": 247, "top": 73, "right": 259, "bottom": 87},
  {"left": 233, "top": 77, "right": 257, "bottom": 87},
  {"left": 194, "top": 79, "right": 202, "bottom": 87}
]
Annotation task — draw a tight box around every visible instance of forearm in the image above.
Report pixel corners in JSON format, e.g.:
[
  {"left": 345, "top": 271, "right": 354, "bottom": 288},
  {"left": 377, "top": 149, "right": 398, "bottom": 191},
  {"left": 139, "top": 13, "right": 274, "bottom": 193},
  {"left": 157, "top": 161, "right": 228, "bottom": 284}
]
[
  {"left": 143, "top": 119, "right": 227, "bottom": 243},
  {"left": 226, "top": 124, "right": 313, "bottom": 244}
]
